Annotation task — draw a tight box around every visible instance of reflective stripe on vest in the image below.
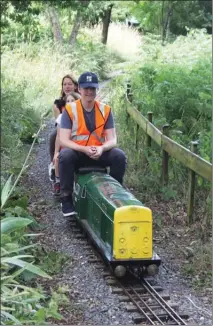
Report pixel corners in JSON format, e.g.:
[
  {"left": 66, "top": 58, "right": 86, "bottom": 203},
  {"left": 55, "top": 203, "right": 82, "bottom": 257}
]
[
  {"left": 99, "top": 102, "right": 105, "bottom": 117},
  {"left": 70, "top": 101, "right": 78, "bottom": 136},
  {"left": 91, "top": 131, "right": 105, "bottom": 143},
  {"left": 72, "top": 134, "right": 104, "bottom": 142},
  {"left": 72, "top": 135, "right": 89, "bottom": 141}
]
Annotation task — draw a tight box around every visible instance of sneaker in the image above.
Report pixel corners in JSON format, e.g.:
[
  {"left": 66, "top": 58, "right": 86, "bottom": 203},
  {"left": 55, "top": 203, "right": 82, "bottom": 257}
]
[
  {"left": 52, "top": 182, "right": 60, "bottom": 196},
  {"left": 48, "top": 162, "right": 55, "bottom": 182},
  {"left": 61, "top": 196, "right": 76, "bottom": 217}
]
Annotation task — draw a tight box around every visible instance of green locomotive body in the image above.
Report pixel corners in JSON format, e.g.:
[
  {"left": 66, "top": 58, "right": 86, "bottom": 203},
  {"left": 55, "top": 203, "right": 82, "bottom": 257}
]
[{"left": 73, "top": 169, "right": 161, "bottom": 276}]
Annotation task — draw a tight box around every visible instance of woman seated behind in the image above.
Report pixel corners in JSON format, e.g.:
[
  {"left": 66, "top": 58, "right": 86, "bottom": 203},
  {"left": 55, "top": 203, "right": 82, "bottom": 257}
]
[
  {"left": 52, "top": 92, "right": 81, "bottom": 196},
  {"left": 49, "top": 74, "right": 79, "bottom": 182}
]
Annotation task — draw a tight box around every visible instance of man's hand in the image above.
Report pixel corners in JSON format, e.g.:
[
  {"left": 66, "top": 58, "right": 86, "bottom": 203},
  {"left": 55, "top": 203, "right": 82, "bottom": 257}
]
[
  {"left": 83, "top": 146, "right": 98, "bottom": 158},
  {"left": 90, "top": 146, "right": 103, "bottom": 160}
]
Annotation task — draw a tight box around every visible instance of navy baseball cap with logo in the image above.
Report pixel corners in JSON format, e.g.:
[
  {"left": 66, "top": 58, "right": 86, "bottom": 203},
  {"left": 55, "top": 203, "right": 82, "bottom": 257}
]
[{"left": 78, "top": 72, "right": 99, "bottom": 88}]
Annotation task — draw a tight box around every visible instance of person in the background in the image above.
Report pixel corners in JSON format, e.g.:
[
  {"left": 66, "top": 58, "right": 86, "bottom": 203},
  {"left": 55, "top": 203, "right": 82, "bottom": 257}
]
[
  {"left": 48, "top": 74, "right": 79, "bottom": 182},
  {"left": 52, "top": 92, "right": 81, "bottom": 196},
  {"left": 59, "top": 72, "right": 127, "bottom": 216}
]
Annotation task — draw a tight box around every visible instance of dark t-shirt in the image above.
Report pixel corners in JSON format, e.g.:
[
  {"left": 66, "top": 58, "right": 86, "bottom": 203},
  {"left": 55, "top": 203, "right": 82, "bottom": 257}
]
[{"left": 60, "top": 104, "right": 114, "bottom": 132}]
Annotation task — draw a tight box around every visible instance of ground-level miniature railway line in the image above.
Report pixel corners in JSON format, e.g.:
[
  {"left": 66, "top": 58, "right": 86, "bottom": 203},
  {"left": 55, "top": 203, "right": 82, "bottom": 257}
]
[
  {"left": 116, "top": 277, "right": 187, "bottom": 325},
  {"left": 69, "top": 216, "right": 189, "bottom": 325}
]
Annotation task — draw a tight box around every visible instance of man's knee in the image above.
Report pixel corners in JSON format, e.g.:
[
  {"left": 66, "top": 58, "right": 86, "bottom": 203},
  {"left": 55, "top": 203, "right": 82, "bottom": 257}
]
[
  {"left": 111, "top": 148, "right": 127, "bottom": 165},
  {"left": 59, "top": 148, "right": 77, "bottom": 164}
]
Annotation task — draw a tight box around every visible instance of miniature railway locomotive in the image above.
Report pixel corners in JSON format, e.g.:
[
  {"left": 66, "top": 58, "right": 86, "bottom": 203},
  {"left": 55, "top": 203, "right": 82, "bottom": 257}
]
[{"left": 73, "top": 167, "right": 161, "bottom": 277}]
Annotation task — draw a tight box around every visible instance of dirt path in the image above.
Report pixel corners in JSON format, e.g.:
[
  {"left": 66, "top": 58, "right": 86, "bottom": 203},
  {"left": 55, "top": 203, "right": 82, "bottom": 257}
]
[{"left": 22, "top": 78, "right": 212, "bottom": 325}]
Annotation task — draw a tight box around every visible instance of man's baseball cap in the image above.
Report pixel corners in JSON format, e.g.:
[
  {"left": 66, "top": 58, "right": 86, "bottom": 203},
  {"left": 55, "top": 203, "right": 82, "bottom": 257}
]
[{"left": 78, "top": 72, "right": 99, "bottom": 88}]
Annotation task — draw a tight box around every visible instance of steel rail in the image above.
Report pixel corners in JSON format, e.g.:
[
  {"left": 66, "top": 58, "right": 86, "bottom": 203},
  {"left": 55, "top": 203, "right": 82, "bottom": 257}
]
[
  {"left": 142, "top": 278, "right": 187, "bottom": 325},
  {"left": 131, "top": 285, "right": 165, "bottom": 324},
  {"left": 116, "top": 280, "right": 156, "bottom": 325}
]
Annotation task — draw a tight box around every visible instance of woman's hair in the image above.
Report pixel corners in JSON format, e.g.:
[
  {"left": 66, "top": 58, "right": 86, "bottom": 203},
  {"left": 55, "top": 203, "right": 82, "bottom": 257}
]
[
  {"left": 66, "top": 92, "right": 81, "bottom": 101},
  {"left": 54, "top": 99, "right": 66, "bottom": 113},
  {"left": 60, "top": 74, "right": 79, "bottom": 98}
]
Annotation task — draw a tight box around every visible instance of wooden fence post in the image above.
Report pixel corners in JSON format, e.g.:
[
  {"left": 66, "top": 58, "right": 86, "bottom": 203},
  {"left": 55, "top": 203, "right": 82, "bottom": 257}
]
[
  {"left": 162, "top": 124, "right": 170, "bottom": 185},
  {"left": 126, "top": 82, "right": 133, "bottom": 102},
  {"left": 187, "top": 141, "right": 198, "bottom": 224},
  {"left": 146, "top": 112, "right": 153, "bottom": 148},
  {"left": 135, "top": 124, "right": 139, "bottom": 149}
]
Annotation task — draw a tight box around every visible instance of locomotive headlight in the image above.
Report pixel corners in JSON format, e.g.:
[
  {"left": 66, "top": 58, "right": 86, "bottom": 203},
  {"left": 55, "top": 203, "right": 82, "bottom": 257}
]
[
  {"left": 114, "top": 265, "right": 127, "bottom": 278},
  {"left": 147, "top": 264, "right": 159, "bottom": 276}
]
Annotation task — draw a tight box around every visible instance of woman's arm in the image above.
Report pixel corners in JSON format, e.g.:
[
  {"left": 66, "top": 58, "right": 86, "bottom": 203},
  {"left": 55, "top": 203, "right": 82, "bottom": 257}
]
[
  {"left": 54, "top": 127, "right": 61, "bottom": 155},
  {"left": 53, "top": 104, "right": 60, "bottom": 120}
]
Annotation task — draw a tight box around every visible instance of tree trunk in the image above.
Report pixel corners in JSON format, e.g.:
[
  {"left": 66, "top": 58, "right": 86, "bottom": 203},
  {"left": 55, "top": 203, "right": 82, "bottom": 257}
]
[
  {"left": 47, "top": 5, "right": 63, "bottom": 44},
  {"left": 161, "top": 0, "right": 165, "bottom": 42},
  {"left": 69, "top": 12, "right": 82, "bottom": 46},
  {"left": 101, "top": 4, "right": 113, "bottom": 45},
  {"left": 161, "top": 1, "right": 174, "bottom": 44},
  {"left": 165, "top": 3, "right": 173, "bottom": 41}
]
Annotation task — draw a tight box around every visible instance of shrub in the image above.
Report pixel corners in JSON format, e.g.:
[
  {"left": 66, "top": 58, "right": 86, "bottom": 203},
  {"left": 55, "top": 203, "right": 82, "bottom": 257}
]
[
  {"left": 129, "top": 29, "right": 212, "bottom": 159},
  {"left": 1, "top": 80, "right": 40, "bottom": 175},
  {"left": 1, "top": 176, "right": 69, "bottom": 325}
]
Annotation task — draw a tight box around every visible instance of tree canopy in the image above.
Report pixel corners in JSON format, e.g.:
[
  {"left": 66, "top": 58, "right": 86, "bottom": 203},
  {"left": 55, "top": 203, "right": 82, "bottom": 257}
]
[{"left": 1, "top": 0, "right": 212, "bottom": 46}]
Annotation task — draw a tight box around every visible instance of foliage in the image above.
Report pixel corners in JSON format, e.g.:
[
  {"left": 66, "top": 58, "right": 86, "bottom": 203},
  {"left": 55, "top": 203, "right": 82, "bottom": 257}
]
[
  {"left": 1, "top": 216, "right": 47, "bottom": 324},
  {"left": 1, "top": 1, "right": 44, "bottom": 43},
  {"left": 33, "top": 248, "right": 71, "bottom": 276},
  {"left": 127, "top": 0, "right": 212, "bottom": 36},
  {"left": 1, "top": 84, "right": 39, "bottom": 142},
  {"left": 1, "top": 1, "right": 123, "bottom": 46},
  {"left": 2, "top": 0, "right": 212, "bottom": 47},
  {"left": 1, "top": 178, "right": 70, "bottom": 324},
  {"left": 129, "top": 29, "right": 212, "bottom": 157},
  {"left": 1, "top": 80, "right": 40, "bottom": 176}
]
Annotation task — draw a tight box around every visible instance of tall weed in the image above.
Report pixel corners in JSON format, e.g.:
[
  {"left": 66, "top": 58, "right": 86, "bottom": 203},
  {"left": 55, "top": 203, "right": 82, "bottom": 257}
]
[{"left": 82, "top": 23, "right": 142, "bottom": 61}]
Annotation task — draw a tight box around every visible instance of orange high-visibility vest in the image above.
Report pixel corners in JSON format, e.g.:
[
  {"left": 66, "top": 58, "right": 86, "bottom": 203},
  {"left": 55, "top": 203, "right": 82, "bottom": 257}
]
[{"left": 65, "top": 99, "right": 111, "bottom": 146}]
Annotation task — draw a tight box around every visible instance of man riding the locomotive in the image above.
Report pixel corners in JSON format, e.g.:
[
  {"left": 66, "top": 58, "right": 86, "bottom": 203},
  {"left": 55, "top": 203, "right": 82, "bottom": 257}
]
[{"left": 59, "top": 72, "right": 127, "bottom": 217}]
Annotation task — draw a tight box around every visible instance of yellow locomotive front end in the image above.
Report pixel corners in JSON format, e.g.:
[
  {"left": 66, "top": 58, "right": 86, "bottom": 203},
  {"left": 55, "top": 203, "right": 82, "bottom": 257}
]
[{"left": 113, "top": 206, "right": 152, "bottom": 260}]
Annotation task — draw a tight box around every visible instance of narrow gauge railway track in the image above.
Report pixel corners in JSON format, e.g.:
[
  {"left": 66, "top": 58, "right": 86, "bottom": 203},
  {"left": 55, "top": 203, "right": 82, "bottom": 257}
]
[
  {"left": 69, "top": 217, "right": 189, "bottom": 325},
  {"left": 114, "top": 276, "right": 188, "bottom": 325}
]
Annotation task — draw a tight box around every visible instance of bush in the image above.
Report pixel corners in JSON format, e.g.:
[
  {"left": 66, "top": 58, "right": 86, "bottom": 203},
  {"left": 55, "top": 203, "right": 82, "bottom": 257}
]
[
  {"left": 0, "top": 174, "right": 71, "bottom": 325},
  {"left": 1, "top": 214, "right": 70, "bottom": 325},
  {"left": 1, "top": 79, "right": 40, "bottom": 175},
  {"left": 131, "top": 59, "right": 211, "bottom": 137},
  {"left": 129, "top": 29, "right": 212, "bottom": 159}
]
